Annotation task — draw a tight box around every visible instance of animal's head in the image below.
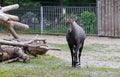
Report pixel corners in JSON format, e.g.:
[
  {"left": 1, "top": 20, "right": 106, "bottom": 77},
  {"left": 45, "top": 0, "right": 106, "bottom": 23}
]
[{"left": 66, "top": 19, "right": 74, "bottom": 33}]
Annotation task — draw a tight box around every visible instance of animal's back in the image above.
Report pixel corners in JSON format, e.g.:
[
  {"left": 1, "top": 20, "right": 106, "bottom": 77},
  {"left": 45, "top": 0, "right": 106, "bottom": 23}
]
[{"left": 72, "top": 21, "right": 86, "bottom": 42}]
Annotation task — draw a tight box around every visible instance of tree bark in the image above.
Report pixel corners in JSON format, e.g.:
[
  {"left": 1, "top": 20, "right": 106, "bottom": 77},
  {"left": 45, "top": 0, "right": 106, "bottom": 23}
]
[
  {"left": 0, "top": 47, "right": 30, "bottom": 63},
  {"left": 0, "top": 38, "right": 60, "bottom": 56},
  {"left": 10, "top": 21, "right": 29, "bottom": 30},
  {"left": 1, "top": 4, "right": 19, "bottom": 12},
  {"left": 0, "top": 4, "right": 29, "bottom": 39},
  {"left": 0, "top": 13, "right": 9, "bottom": 21},
  {"left": 0, "top": 20, "right": 19, "bottom": 39},
  {"left": 8, "top": 26, "right": 19, "bottom": 39},
  {"left": 2, "top": 13, "right": 19, "bottom": 21}
]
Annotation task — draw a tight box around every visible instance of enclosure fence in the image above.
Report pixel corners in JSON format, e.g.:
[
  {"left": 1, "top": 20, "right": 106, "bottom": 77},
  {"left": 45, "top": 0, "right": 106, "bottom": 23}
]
[
  {"left": 97, "top": 0, "right": 120, "bottom": 37},
  {"left": 0, "top": 6, "right": 97, "bottom": 35}
]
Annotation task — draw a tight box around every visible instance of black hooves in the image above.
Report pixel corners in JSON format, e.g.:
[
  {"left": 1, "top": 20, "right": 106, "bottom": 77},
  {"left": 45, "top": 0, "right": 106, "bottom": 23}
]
[{"left": 72, "top": 63, "right": 81, "bottom": 67}]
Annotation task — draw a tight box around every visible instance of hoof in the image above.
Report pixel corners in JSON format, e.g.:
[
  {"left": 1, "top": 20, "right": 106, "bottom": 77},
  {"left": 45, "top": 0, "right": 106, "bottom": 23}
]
[
  {"left": 72, "top": 65, "right": 76, "bottom": 67},
  {"left": 76, "top": 64, "right": 81, "bottom": 67},
  {"left": 76, "top": 62, "right": 81, "bottom": 66}
]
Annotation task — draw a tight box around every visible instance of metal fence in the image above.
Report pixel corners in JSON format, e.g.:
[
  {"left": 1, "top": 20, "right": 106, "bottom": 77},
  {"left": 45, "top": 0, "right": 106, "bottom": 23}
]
[{"left": 0, "top": 6, "right": 97, "bottom": 35}]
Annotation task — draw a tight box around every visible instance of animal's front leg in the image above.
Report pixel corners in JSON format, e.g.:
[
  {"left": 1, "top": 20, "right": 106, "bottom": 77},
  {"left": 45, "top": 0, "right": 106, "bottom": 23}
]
[
  {"left": 68, "top": 43, "right": 74, "bottom": 67},
  {"left": 78, "top": 42, "right": 84, "bottom": 66},
  {"left": 71, "top": 51, "right": 75, "bottom": 67},
  {"left": 72, "top": 51, "right": 77, "bottom": 67},
  {"left": 74, "top": 45, "right": 80, "bottom": 67}
]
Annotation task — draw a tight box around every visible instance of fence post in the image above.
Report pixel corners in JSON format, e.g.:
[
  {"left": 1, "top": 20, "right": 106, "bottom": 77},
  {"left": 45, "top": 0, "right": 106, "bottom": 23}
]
[{"left": 40, "top": 6, "right": 43, "bottom": 34}]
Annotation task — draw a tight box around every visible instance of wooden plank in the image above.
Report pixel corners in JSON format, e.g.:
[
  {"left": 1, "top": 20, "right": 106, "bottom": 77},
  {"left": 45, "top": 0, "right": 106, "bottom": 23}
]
[
  {"left": 114, "top": 0, "right": 119, "bottom": 36},
  {"left": 103, "top": 0, "right": 113, "bottom": 36},
  {"left": 104, "top": 0, "right": 108, "bottom": 36},
  {"left": 118, "top": 0, "right": 120, "bottom": 36},
  {"left": 111, "top": 0, "right": 115, "bottom": 36},
  {"left": 108, "top": 0, "right": 112, "bottom": 36},
  {"left": 101, "top": 0, "right": 106, "bottom": 36},
  {"left": 105, "top": 0, "right": 110, "bottom": 36},
  {"left": 97, "top": 0, "right": 102, "bottom": 36},
  {"left": 97, "top": 0, "right": 120, "bottom": 37}
]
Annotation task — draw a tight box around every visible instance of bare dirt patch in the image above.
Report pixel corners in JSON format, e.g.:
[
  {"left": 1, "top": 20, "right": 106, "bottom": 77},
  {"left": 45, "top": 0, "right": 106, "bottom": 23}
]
[{"left": 1, "top": 33, "right": 120, "bottom": 68}]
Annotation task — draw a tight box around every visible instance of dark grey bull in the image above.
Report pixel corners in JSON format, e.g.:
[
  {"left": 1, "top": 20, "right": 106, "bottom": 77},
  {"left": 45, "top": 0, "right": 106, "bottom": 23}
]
[{"left": 66, "top": 19, "right": 86, "bottom": 67}]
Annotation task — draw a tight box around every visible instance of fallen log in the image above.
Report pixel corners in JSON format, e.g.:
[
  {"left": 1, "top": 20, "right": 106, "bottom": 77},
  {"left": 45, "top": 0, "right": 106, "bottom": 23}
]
[
  {"left": 0, "top": 38, "right": 60, "bottom": 57},
  {"left": 0, "top": 39, "right": 40, "bottom": 47},
  {"left": 0, "top": 47, "right": 30, "bottom": 63},
  {"left": 0, "top": 39, "right": 59, "bottom": 50}
]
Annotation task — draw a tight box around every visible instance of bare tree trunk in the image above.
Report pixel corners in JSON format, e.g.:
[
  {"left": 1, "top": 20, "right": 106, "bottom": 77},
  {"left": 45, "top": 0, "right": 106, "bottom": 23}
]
[
  {"left": 8, "top": 26, "right": 19, "bottom": 39},
  {"left": 1, "top": 4, "right": 19, "bottom": 12},
  {"left": 0, "top": 4, "right": 29, "bottom": 39}
]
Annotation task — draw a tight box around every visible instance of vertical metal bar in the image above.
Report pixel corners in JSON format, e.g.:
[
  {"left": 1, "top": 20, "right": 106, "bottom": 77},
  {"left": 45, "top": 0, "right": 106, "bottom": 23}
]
[{"left": 40, "top": 6, "right": 43, "bottom": 34}]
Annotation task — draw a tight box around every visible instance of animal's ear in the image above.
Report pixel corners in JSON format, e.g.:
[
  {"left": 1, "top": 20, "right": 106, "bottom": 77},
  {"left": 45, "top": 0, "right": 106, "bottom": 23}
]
[
  {"left": 65, "top": 18, "right": 74, "bottom": 22},
  {"left": 65, "top": 18, "right": 69, "bottom": 22},
  {"left": 70, "top": 19, "right": 75, "bottom": 22}
]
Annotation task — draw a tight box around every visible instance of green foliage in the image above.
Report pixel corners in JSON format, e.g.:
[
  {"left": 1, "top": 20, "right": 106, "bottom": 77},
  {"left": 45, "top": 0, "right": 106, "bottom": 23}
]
[
  {"left": 59, "top": 12, "right": 97, "bottom": 34},
  {"left": 4, "top": 0, "right": 13, "bottom": 5},
  {"left": 3, "top": 0, "right": 96, "bottom": 6},
  {"left": 4, "top": 0, "right": 41, "bottom": 6},
  {"left": 66, "top": 14, "right": 79, "bottom": 20},
  {"left": 57, "top": 14, "right": 78, "bottom": 32},
  {"left": 21, "top": 1, "right": 41, "bottom": 6},
  {"left": 80, "top": 11, "right": 97, "bottom": 34},
  {"left": 64, "top": 0, "right": 96, "bottom": 6}
]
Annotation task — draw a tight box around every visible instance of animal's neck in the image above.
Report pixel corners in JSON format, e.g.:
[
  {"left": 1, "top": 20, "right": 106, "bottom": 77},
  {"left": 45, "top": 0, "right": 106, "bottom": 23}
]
[
  {"left": 72, "top": 21, "right": 79, "bottom": 27},
  {"left": 71, "top": 21, "right": 77, "bottom": 31}
]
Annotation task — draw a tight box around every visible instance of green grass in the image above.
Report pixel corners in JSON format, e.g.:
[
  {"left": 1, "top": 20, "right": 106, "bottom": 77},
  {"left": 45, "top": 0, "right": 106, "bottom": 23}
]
[
  {"left": 0, "top": 55, "right": 120, "bottom": 77},
  {"left": 48, "top": 43, "right": 69, "bottom": 51},
  {"left": 48, "top": 43, "right": 111, "bottom": 52},
  {"left": 84, "top": 43, "right": 110, "bottom": 52},
  {"left": 0, "top": 43, "right": 120, "bottom": 77}
]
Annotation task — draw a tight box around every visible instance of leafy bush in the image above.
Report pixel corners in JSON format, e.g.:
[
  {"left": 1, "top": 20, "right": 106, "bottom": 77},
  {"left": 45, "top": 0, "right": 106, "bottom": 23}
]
[
  {"left": 80, "top": 11, "right": 97, "bottom": 34},
  {"left": 59, "top": 14, "right": 79, "bottom": 27},
  {"left": 59, "top": 12, "right": 97, "bottom": 34}
]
